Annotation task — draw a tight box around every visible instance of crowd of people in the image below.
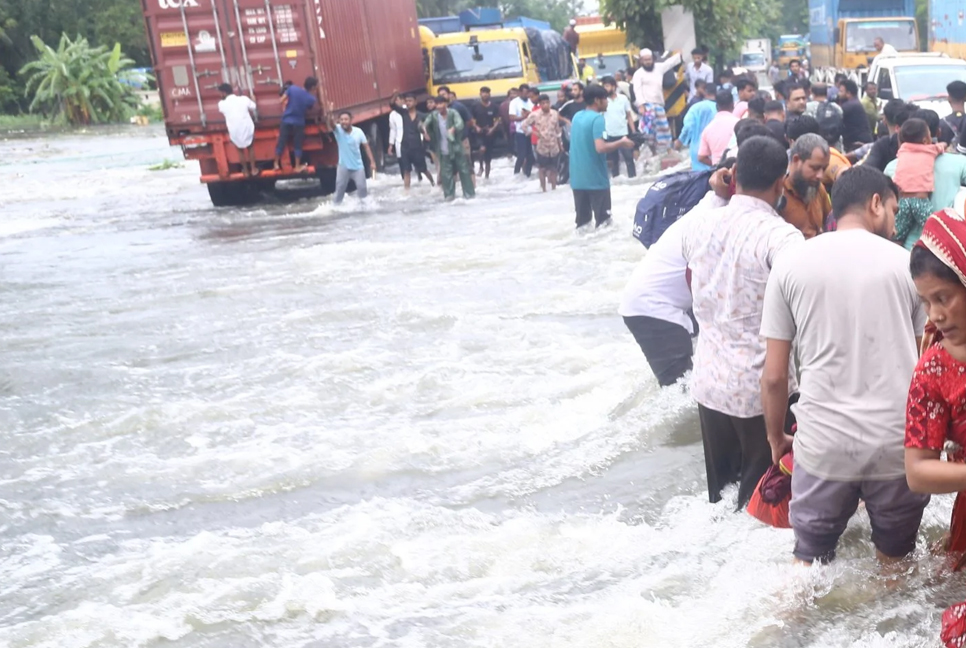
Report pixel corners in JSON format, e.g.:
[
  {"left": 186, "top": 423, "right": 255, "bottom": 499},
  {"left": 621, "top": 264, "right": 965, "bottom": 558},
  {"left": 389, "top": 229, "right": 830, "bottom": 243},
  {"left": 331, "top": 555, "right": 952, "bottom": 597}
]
[{"left": 618, "top": 39, "right": 966, "bottom": 638}]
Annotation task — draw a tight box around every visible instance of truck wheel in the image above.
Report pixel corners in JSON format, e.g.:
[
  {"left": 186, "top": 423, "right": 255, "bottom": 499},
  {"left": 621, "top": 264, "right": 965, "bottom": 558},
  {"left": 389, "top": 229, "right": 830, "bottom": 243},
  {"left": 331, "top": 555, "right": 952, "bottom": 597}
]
[
  {"left": 317, "top": 167, "right": 337, "bottom": 195},
  {"left": 206, "top": 181, "right": 258, "bottom": 207},
  {"left": 368, "top": 122, "right": 385, "bottom": 173}
]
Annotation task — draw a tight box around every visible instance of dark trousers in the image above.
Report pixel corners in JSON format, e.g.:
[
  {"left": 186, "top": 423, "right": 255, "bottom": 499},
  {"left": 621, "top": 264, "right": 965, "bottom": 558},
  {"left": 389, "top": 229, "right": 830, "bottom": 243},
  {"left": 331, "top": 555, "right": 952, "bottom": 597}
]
[
  {"left": 622, "top": 316, "right": 692, "bottom": 386},
  {"left": 698, "top": 396, "right": 798, "bottom": 510},
  {"left": 573, "top": 188, "right": 612, "bottom": 227},
  {"left": 606, "top": 136, "right": 636, "bottom": 178},
  {"left": 275, "top": 122, "right": 306, "bottom": 160},
  {"left": 513, "top": 132, "right": 534, "bottom": 177}
]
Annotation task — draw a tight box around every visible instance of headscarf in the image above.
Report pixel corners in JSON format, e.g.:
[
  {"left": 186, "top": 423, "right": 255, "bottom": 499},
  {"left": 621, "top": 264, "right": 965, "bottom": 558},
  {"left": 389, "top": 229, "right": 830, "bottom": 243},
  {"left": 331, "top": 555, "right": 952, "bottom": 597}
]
[
  {"left": 917, "top": 208, "right": 966, "bottom": 287},
  {"left": 915, "top": 209, "right": 966, "bottom": 353}
]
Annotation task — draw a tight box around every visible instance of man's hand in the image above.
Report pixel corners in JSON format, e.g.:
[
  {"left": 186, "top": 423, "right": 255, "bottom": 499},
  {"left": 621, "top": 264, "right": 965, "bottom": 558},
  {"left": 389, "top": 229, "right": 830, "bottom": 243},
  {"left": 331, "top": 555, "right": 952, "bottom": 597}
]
[
  {"left": 620, "top": 136, "right": 635, "bottom": 149},
  {"left": 388, "top": 145, "right": 395, "bottom": 156},
  {"left": 709, "top": 167, "right": 732, "bottom": 199},
  {"left": 769, "top": 432, "right": 794, "bottom": 466}
]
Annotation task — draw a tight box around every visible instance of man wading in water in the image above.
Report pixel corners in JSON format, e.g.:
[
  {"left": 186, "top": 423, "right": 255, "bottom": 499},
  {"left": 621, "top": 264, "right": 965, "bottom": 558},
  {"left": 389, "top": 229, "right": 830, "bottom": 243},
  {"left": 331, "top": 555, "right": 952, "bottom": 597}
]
[{"left": 681, "top": 135, "right": 805, "bottom": 509}]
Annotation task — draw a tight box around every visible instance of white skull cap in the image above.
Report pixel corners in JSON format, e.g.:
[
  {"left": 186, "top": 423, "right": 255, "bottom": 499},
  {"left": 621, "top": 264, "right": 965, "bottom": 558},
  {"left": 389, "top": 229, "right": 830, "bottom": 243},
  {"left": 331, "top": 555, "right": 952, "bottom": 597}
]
[{"left": 639, "top": 48, "right": 653, "bottom": 59}]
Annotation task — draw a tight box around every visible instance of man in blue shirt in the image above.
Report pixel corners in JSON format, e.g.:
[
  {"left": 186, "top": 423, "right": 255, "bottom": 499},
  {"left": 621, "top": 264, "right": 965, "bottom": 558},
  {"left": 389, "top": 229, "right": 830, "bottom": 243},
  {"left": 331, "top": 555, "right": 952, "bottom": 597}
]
[
  {"left": 678, "top": 83, "right": 717, "bottom": 170},
  {"left": 273, "top": 76, "right": 318, "bottom": 173},
  {"left": 569, "top": 84, "right": 634, "bottom": 229},
  {"left": 331, "top": 111, "right": 374, "bottom": 205}
]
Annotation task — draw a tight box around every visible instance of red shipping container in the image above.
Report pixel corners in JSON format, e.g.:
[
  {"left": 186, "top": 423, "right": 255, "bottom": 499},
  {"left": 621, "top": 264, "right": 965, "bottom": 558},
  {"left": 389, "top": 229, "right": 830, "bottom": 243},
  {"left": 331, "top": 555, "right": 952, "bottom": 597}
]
[{"left": 140, "top": 0, "right": 426, "bottom": 203}]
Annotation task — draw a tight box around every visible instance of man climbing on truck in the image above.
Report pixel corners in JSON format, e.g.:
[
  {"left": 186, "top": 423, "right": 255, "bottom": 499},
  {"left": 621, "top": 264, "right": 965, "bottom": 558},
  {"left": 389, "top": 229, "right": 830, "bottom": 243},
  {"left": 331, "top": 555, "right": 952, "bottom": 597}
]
[
  {"left": 273, "top": 76, "right": 319, "bottom": 173},
  {"left": 331, "top": 111, "right": 375, "bottom": 206},
  {"left": 217, "top": 84, "right": 259, "bottom": 177}
]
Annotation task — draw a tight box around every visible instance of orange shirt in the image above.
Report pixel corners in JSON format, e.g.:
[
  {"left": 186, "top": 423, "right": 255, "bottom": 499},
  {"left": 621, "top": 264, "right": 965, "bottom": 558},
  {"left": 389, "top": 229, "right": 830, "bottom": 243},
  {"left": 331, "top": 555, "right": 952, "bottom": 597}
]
[
  {"left": 823, "top": 147, "right": 851, "bottom": 191},
  {"left": 782, "top": 175, "right": 830, "bottom": 239}
]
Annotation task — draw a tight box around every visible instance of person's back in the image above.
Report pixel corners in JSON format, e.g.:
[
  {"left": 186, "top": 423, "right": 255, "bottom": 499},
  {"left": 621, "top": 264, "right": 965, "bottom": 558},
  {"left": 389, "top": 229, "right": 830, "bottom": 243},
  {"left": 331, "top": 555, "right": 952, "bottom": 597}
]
[
  {"left": 569, "top": 109, "right": 608, "bottom": 191},
  {"left": 765, "top": 228, "right": 922, "bottom": 479},
  {"left": 282, "top": 85, "right": 315, "bottom": 124}
]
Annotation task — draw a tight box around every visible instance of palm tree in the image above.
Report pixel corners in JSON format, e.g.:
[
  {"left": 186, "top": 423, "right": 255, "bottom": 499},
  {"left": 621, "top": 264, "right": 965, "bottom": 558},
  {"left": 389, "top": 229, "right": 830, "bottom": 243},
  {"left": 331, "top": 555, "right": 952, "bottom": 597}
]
[{"left": 19, "top": 33, "right": 139, "bottom": 125}]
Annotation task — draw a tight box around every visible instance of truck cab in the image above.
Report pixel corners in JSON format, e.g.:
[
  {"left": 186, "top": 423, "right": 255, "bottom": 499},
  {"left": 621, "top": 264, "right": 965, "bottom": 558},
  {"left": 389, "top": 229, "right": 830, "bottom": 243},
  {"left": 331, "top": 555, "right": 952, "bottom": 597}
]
[
  {"left": 574, "top": 19, "right": 639, "bottom": 80},
  {"left": 423, "top": 28, "right": 540, "bottom": 100},
  {"left": 836, "top": 17, "right": 919, "bottom": 68}
]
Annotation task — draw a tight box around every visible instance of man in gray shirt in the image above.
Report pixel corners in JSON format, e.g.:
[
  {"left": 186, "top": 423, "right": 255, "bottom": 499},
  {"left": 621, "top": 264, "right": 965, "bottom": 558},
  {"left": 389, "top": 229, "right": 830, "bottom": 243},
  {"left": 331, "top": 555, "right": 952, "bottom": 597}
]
[{"left": 760, "top": 166, "right": 929, "bottom": 564}]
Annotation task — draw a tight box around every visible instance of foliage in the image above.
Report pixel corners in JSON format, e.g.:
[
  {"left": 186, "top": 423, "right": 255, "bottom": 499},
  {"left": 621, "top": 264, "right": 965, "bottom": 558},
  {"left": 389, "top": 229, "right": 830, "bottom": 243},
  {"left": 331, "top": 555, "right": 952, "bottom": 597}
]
[
  {"left": 136, "top": 102, "right": 164, "bottom": 122},
  {"left": 0, "top": 113, "right": 46, "bottom": 130},
  {"left": 416, "top": 0, "right": 583, "bottom": 32},
  {"left": 148, "top": 159, "right": 183, "bottom": 171},
  {"left": 0, "top": 0, "right": 149, "bottom": 114},
  {"left": 601, "top": 0, "right": 783, "bottom": 65},
  {"left": 20, "top": 34, "right": 139, "bottom": 125}
]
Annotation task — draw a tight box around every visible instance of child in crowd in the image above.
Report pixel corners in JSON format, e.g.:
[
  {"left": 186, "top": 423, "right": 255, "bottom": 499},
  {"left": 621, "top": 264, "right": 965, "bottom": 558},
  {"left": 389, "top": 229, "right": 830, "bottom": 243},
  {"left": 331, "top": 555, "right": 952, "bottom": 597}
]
[{"left": 893, "top": 118, "right": 945, "bottom": 249}]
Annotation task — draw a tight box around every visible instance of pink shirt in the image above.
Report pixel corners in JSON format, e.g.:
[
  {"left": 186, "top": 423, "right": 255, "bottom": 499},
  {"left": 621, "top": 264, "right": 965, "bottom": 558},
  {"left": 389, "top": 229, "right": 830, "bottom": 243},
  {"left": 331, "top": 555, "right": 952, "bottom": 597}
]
[
  {"left": 894, "top": 142, "right": 946, "bottom": 194},
  {"left": 733, "top": 101, "right": 748, "bottom": 119},
  {"left": 699, "top": 111, "right": 741, "bottom": 165}
]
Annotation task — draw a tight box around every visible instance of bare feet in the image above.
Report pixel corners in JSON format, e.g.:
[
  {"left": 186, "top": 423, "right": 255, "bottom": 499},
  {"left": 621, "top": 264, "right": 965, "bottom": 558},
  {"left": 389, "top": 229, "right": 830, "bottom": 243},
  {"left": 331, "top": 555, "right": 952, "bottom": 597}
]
[
  {"left": 293, "top": 164, "right": 308, "bottom": 173},
  {"left": 250, "top": 168, "right": 260, "bottom": 177}
]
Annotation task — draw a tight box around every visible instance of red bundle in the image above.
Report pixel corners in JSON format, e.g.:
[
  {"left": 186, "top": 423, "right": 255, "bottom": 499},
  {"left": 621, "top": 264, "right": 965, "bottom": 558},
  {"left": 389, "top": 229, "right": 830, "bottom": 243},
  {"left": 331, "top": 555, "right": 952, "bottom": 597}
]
[{"left": 746, "top": 452, "right": 794, "bottom": 529}]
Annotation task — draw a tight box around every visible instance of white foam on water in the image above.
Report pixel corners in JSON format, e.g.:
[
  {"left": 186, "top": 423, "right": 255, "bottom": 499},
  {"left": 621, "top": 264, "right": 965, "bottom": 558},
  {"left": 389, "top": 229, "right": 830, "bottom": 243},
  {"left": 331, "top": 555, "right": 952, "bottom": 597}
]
[{"left": 2, "top": 133, "right": 962, "bottom": 648}]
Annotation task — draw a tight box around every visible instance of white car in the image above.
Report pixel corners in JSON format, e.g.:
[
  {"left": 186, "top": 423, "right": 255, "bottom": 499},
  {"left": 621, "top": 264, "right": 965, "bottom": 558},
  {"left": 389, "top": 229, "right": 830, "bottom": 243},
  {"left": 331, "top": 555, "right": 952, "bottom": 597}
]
[{"left": 867, "top": 53, "right": 966, "bottom": 119}]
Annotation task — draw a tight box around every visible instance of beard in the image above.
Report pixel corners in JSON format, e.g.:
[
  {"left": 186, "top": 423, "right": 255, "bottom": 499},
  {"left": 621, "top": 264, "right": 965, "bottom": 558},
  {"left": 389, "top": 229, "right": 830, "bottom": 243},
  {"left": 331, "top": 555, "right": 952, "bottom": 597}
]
[
  {"left": 641, "top": 63, "right": 655, "bottom": 72},
  {"left": 792, "top": 174, "right": 819, "bottom": 204}
]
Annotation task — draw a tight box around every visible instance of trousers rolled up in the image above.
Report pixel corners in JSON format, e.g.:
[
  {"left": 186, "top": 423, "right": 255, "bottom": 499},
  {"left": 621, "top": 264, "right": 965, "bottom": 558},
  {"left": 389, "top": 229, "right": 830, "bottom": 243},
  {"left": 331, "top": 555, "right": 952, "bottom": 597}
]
[
  {"left": 513, "top": 132, "right": 534, "bottom": 177},
  {"left": 440, "top": 150, "right": 475, "bottom": 200},
  {"left": 334, "top": 165, "right": 367, "bottom": 204}
]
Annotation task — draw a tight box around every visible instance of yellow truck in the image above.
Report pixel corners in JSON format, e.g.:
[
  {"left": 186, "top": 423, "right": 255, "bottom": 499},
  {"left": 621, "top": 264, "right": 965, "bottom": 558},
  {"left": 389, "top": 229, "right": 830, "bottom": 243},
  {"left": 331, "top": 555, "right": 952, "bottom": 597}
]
[
  {"left": 573, "top": 19, "right": 639, "bottom": 79},
  {"left": 808, "top": 0, "right": 919, "bottom": 70},
  {"left": 421, "top": 27, "right": 541, "bottom": 99}
]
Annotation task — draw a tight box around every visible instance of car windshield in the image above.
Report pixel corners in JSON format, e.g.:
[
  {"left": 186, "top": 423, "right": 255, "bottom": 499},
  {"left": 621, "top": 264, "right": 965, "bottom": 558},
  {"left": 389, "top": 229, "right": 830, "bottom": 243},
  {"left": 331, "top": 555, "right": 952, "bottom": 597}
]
[
  {"left": 432, "top": 40, "right": 523, "bottom": 84},
  {"left": 845, "top": 20, "right": 917, "bottom": 52},
  {"left": 588, "top": 54, "right": 631, "bottom": 74},
  {"left": 894, "top": 64, "right": 966, "bottom": 101},
  {"left": 741, "top": 52, "right": 766, "bottom": 67}
]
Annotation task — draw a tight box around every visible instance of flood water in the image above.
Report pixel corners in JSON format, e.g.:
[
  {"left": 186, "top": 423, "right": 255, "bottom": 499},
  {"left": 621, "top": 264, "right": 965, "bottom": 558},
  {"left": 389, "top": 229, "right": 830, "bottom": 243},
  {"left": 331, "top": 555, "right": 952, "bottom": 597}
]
[{"left": 1, "top": 125, "right": 964, "bottom": 647}]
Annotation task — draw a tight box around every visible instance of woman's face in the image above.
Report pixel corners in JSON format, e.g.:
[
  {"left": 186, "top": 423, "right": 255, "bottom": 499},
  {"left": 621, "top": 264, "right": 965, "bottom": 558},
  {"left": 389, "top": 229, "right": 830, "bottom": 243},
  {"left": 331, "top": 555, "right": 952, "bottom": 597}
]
[{"left": 915, "top": 272, "right": 966, "bottom": 348}]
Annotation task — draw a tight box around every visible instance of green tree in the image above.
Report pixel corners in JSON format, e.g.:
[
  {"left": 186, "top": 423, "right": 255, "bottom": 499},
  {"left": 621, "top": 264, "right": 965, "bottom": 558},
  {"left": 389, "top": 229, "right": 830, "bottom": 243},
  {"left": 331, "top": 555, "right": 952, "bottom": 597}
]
[
  {"left": 601, "top": 0, "right": 782, "bottom": 65},
  {"left": 20, "top": 33, "right": 138, "bottom": 125}
]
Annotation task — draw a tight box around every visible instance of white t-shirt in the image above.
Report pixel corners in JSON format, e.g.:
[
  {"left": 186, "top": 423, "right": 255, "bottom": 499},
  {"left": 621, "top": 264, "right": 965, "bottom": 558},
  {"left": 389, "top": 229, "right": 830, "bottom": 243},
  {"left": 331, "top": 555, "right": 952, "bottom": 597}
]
[
  {"left": 760, "top": 229, "right": 926, "bottom": 481},
  {"left": 620, "top": 192, "right": 726, "bottom": 332},
  {"left": 604, "top": 94, "right": 633, "bottom": 137},
  {"left": 509, "top": 97, "right": 533, "bottom": 134},
  {"left": 217, "top": 94, "right": 257, "bottom": 148}
]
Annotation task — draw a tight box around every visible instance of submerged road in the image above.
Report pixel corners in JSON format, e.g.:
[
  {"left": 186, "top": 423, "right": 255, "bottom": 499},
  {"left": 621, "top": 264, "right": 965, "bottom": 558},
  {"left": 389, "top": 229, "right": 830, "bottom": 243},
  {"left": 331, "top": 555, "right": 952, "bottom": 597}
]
[{"left": 0, "top": 125, "right": 959, "bottom": 647}]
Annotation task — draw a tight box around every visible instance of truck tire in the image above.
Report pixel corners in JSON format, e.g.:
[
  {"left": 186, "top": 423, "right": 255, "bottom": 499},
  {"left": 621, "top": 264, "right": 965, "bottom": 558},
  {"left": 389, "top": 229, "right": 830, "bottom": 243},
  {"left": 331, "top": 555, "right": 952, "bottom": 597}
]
[
  {"left": 317, "top": 167, "right": 337, "bottom": 195},
  {"left": 206, "top": 181, "right": 258, "bottom": 207}
]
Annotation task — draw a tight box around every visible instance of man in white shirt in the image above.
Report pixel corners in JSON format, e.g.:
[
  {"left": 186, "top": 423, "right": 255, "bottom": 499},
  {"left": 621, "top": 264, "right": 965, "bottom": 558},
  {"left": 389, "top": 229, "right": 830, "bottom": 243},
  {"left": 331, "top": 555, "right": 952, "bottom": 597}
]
[
  {"left": 217, "top": 83, "right": 258, "bottom": 177},
  {"left": 760, "top": 166, "right": 929, "bottom": 564},
  {"left": 632, "top": 48, "right": 683, "bottom": 154},
  {"left": 871, "top": 36, "right": 898, "bottom": 66},
  {"left": 388, "top": 95, "right": 404, "bottom": 179},
  {"left": 621, "top": 176, "right": 729, "bottom": 386},
  {"left": 681, "top": 135, "right": 804, "bottom": 508},
  {"left": 509, "top": 83, "right": 535, "bottom": 177},
  {"left": 685, "top": 48, "right": 714, "bottom": 100},
  {"left": 601, "top": 75, "right": 637, "bottom": 178}
]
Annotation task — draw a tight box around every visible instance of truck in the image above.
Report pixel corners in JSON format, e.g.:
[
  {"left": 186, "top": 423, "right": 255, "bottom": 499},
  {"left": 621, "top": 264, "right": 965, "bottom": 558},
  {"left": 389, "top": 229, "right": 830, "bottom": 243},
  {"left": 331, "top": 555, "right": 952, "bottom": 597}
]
[
  {"left": 140, "top": 0, "right": 426, "bottom": 206},
  {"left": 740, "top": 38, "right": 772, "bottom": 72},
  {"left": 574, "top": 16, "right": 639, "bottom": 78},
  {"left": 777, "top": 34, "right": 807, "bottom": 68},
  {"left": 930, "top": 0, "right": 966, "bottom": 59},
  {"left": 808, "top": 0, "right": 918, "bottom": 71},
  {"left": 419, "top": 8, "right": 574, "bottom": 101}
]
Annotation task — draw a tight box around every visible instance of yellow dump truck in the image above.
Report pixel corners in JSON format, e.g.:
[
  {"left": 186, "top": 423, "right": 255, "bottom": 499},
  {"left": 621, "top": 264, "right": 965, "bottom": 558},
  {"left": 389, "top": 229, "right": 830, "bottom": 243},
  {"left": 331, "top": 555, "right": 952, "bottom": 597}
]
[{"left": 573, "top": 19, "right": 639, "bottom": 79}]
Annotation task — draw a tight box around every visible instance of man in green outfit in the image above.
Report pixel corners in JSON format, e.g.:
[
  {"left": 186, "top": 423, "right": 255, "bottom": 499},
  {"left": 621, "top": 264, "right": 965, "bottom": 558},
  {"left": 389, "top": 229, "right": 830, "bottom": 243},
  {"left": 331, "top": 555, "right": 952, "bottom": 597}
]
[{"left": 422, "top": 95, "right": 475, "bottom": 200}]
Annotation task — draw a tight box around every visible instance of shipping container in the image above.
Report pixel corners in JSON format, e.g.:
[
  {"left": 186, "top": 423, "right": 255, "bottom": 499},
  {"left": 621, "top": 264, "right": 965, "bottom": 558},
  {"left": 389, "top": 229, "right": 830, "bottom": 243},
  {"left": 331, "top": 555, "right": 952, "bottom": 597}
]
[
  {"left": 930, "top": 0, "right": 966, "bottom": 59},
  {"left": 140, "top": 0, "right": 426, "bottom": 205}
]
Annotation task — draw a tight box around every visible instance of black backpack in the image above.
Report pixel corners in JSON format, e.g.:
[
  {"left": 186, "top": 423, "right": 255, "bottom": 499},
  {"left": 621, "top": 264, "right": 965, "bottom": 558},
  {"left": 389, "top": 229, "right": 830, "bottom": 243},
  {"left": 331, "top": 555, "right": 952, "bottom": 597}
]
[
  {"left": 815, "top": 101, "right": 844, "bottom": 144},
  {"left": 632, "top": 169, "right": 714, "bottom": 248}
]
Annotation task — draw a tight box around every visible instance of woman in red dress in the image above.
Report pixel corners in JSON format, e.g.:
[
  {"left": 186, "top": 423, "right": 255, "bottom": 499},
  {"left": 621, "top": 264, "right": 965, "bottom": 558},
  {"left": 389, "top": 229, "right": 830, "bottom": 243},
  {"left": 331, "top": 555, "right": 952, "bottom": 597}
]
[{"left": 905, "top": 209, "right": 966, "bottom": 648}]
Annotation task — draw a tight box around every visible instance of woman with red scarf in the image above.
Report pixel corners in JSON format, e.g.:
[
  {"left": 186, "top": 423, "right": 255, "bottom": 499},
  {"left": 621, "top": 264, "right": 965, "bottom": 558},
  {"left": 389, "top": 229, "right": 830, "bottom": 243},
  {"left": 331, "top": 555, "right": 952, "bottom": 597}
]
[{"left": 905, "top": 209, "right": 966, "bottom": 647}]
